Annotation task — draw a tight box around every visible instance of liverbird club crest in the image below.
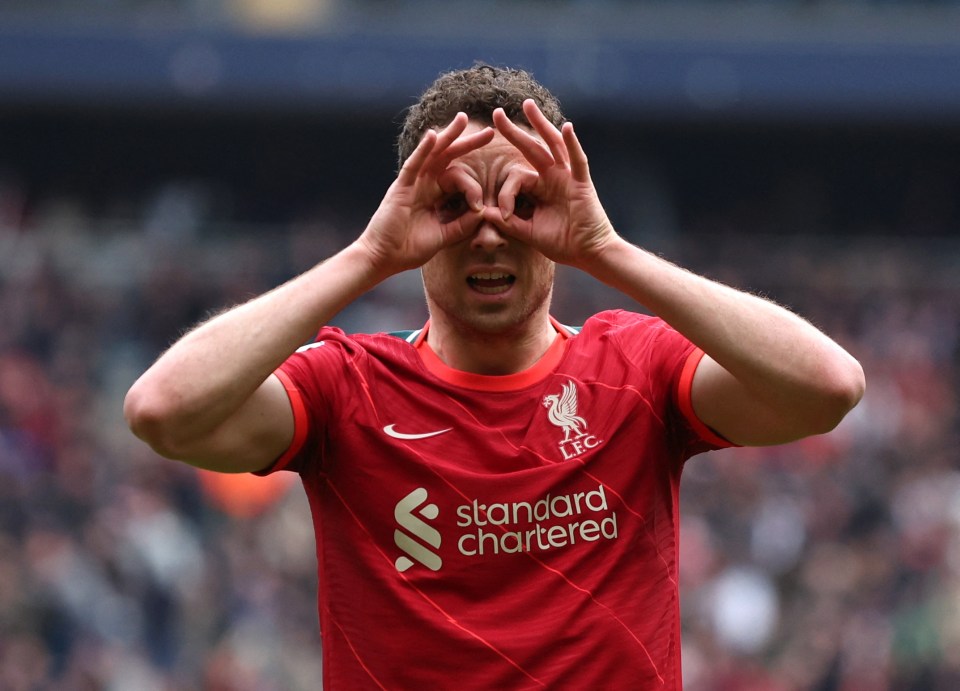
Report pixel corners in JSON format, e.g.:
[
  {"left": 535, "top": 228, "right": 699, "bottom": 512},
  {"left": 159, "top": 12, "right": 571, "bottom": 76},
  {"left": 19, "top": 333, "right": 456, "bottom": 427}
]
[{"left": 542, "top": 380, "right": 603, "bottom": 460}]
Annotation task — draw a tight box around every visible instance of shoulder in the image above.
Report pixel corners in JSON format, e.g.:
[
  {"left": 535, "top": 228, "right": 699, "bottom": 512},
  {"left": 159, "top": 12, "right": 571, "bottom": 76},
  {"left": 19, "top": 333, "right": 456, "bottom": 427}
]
[
  {"left": 282, "top": 327, "right": 423, "bottom": 383},
  {"left": 575, "top": 309, "right": 668, "bottom": 339},
  {"left": 279, "top": 325, "right": 427, "bottom": 408},
  {"left": 570, "top": 310, "right": 695, "bottom": 369},
  {"left": 299, "top": 326, "right": 422, "bottom": 354}
]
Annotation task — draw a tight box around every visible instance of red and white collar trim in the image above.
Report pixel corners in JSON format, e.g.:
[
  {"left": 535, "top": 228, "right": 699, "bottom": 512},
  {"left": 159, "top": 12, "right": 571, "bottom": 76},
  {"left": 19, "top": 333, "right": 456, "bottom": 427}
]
[{"left": 411, "top": 317, "right": 575, "bottom": 392}]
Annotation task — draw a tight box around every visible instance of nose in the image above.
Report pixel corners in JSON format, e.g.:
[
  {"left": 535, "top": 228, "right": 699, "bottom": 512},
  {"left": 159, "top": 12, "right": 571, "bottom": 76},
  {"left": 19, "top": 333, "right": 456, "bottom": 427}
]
[{"left": 470, "top": 207, "right": 509, "bottom": 252}]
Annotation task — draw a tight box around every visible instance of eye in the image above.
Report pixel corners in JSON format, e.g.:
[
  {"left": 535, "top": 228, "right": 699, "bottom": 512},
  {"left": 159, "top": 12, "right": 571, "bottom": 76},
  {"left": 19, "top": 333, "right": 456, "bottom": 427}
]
[
  {"left": 437, "top": 193, "right": 468, "bottom": 223},
  {"left": 513, "top": 194, "right": 536, "bottom": 221}
]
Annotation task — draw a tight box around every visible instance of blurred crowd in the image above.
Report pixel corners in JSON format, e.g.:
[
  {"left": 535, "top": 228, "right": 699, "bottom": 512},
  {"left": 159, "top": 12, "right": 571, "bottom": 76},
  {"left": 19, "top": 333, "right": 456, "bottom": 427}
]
[{"left": 0, "top": 161, "right": 959, "bottom": 691}]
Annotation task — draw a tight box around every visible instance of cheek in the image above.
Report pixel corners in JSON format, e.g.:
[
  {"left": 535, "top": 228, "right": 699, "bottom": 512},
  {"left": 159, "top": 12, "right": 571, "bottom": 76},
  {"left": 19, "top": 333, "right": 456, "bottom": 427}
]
[
  {"left": 531, "top": 257, "right": 556, "bottom": 288},
  {"left": 421, "top": 255, "right": 456, "bottom": 294}
]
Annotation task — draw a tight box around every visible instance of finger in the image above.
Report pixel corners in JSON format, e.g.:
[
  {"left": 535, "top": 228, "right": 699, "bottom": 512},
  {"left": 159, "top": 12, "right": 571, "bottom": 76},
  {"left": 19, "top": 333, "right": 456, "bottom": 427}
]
[
  {"left": 499, "top": 213, "right": 534, "bottom": 245},
  {"left": 435, "top": 127, "right": 495, "bottom": 166},
  {"left": 433, "top": 112, "right": 469, "bottom": 151},
  {"left": 493, "top": 108, "right": 555, "bottom": 172},
  {"left": 522, "top": 99, "right": 569, "bottom": 167},
  {"left": 419, "top": 112, "right": 471, "bottom": 176},
  {"left": 397, "top": 129, "right": 438, "bottom": 186},
  {"left": 498, "top": 166, "right": 539, "bottom": 220},
  {"left": 562, "top": 122, "right": 591, "bottom": 184},
  {"left": 438, "top": 167, "right": 484, "bottom": 213}
]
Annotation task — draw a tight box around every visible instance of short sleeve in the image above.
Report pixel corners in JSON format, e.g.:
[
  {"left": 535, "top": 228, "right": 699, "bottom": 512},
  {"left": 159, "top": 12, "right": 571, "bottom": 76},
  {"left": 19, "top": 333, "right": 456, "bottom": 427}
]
[
  {"left": 676, "top": 347, "right": 737, "bottom": 452},
  {"left": 601, "top": 310, "right": 735, "bottom": 457},
  {"left": 254, "top": 332, "right": 347, "bottom": 475}
]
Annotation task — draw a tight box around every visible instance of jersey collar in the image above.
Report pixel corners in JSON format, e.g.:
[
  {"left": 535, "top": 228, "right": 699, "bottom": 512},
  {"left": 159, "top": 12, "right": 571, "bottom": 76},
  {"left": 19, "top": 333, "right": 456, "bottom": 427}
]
[{"left": 411, "top": 317, "right": 574, "bottom": 391}]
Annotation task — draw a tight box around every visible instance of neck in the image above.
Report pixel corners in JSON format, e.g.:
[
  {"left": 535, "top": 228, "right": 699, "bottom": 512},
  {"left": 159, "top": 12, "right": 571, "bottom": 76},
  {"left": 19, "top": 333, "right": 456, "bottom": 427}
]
[{"left": 425, "top": 313, "right": 557, "bottom": 375}]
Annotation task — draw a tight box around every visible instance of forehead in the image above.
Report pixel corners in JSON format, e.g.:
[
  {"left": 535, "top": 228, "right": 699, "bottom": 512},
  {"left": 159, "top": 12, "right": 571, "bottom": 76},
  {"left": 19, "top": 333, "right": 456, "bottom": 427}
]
[{"left": 452, "top": 119, "right": 539, "bottom": 178}]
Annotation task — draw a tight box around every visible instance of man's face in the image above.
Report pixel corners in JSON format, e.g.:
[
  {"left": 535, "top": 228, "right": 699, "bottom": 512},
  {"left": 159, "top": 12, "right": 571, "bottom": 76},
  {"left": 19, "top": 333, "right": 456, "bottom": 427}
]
[{"left": 421, "top": 121, "right": 555, "bottom": 338}]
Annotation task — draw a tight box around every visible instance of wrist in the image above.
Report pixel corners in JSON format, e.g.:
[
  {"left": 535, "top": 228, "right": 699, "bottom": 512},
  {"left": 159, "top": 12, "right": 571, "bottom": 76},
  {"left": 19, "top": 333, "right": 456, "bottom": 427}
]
[
  {"left": 576, "top": 228, "right": 629, "bottom": 276},
  {"left": 348, "top": 236, "right": 402, "bottom": 285}
]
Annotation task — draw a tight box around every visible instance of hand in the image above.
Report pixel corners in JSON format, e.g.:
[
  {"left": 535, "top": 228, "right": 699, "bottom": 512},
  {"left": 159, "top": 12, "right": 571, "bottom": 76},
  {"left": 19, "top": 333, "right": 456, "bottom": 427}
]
[
  {"left": 357, "top": 113, "right": 495, "bottom": 277},
  {"left": 492, "top": 100, "right": 617, "bottom": 268}
]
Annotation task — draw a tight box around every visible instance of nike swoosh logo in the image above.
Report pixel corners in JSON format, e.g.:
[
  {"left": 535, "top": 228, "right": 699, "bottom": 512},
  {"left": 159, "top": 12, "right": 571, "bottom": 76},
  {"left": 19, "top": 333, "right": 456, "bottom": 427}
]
[{"left": 383, "top": 424, "right": 452, "bottom": 440}]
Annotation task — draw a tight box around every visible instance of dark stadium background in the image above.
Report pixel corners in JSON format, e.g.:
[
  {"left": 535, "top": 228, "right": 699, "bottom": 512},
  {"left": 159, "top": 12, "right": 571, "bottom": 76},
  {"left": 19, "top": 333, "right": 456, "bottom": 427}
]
[{"left": 1, "top": 3, "right": 959, "bottom": 689}]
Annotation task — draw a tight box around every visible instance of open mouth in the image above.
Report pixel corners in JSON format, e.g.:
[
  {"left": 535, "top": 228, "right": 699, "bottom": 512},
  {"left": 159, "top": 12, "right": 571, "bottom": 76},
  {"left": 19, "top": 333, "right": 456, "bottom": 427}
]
[{"left": 467, "top": 272, "right": 516, "bottom": 295}]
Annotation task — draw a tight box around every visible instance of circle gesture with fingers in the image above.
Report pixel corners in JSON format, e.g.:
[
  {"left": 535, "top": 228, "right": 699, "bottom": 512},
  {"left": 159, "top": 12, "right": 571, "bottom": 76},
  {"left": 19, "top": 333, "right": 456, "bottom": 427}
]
[
  {"left": 492, "top": 101, "right": 617, "bottom": 268},
  {"left": 358, "top": 113, "right": 495, "bottom": 276}
]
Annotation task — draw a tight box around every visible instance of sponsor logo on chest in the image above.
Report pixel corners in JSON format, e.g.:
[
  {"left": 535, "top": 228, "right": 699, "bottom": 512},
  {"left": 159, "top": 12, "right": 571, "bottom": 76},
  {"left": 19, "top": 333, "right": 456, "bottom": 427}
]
[
  {"left": 393, "top": 484, "right": 620, "bottom": 573},
  {"left": 542, "top": 380, "right": 603, "bottom": 460}
]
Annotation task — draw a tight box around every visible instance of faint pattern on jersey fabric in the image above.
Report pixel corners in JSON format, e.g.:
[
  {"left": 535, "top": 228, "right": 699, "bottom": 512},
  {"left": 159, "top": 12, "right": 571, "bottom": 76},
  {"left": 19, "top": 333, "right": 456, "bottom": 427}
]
[
  {"left": 386, "top": 375, "right": 666, "bottom": 683},
  {"left": 277, "top": 315, "right": 711, "bottom": 687}
]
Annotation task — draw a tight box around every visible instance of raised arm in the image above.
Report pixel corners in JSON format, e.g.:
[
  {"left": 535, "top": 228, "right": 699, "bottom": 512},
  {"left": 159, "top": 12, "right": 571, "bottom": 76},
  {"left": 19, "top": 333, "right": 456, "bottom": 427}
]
[
  {"left": 124, "top": 115, "right": 495, "bottom": 471},
  {"left": 493, "top": 101, "right": 864, "bottom": 446},
  {"left": 583, "top": 243, "right": 864, "bottom": 445}
]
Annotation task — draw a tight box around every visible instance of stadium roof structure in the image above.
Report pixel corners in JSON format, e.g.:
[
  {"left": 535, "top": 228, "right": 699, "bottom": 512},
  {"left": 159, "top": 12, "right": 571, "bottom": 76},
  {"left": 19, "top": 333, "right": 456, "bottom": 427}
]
[{"left": 2, "top": 2, "right": 960, "bottom": 125}]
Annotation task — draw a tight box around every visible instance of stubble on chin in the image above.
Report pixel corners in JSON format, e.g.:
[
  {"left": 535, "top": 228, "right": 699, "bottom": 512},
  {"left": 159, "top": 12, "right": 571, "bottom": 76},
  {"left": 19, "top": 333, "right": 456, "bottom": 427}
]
[{"left": 424, "top": 278, "right": 555, "bottom": 343}]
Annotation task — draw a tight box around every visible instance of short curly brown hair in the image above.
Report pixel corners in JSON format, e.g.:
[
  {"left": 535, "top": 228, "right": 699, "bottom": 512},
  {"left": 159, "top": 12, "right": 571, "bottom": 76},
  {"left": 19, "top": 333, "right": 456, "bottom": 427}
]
[{"left": 396, "top": 63, "right": 565, "bottom": 169}]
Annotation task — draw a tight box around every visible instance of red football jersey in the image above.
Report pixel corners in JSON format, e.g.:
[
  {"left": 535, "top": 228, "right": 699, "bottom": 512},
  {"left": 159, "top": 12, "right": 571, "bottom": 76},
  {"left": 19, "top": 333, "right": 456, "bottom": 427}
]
[{"left": 264, "top": 310, "right": 731, "bottom": 689}]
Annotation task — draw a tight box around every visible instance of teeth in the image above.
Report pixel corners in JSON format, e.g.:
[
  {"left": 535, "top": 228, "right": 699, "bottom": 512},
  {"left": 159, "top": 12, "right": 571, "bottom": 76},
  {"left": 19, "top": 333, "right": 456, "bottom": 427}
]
[
  {"left": 474, "top": 284, "right": 510, "bottom": 295},
  {"left": 468, "top": 272, "right": 513, "bottom": 295},
  {"left": 468, "top": 271, "right": 514, "bottom": 295}
]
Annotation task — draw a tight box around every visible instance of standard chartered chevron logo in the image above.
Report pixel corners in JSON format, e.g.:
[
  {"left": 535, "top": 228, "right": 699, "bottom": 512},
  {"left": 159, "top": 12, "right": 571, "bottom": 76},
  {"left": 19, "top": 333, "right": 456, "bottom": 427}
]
[{"left": 394, "top": 488, "right": 442, "bottom": 572}]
